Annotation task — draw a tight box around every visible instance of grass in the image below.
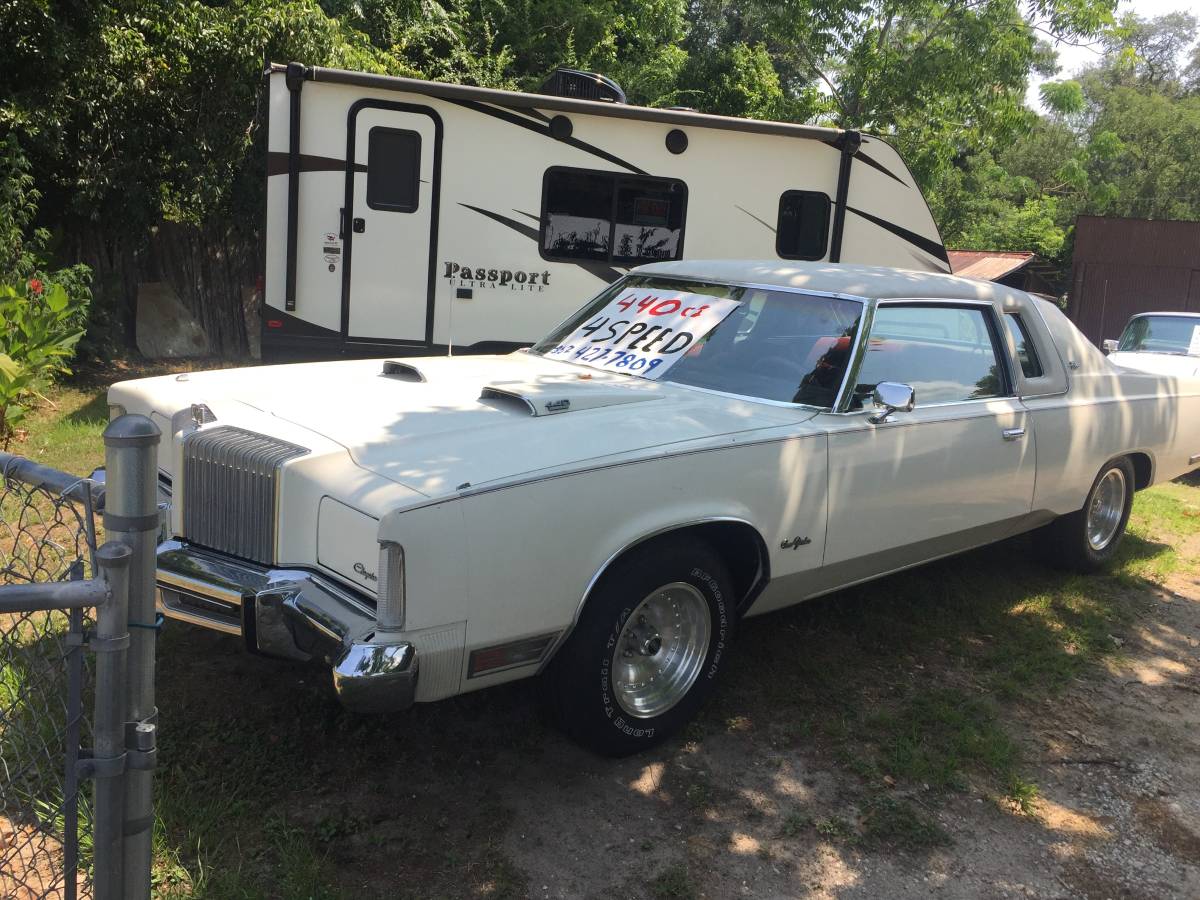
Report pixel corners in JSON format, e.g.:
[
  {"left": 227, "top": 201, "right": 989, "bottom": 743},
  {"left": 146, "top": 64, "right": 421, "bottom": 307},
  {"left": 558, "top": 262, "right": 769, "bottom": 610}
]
[
  {"left": 6, "top": 370, "right": 1200, "bottom": 892},
  {"left": 708, "top": 484, "right": 1190, "bottom": 823},
  {"left": 649, "top": 864, "right": 696, "bottom": 899},
  {"left": 15, "top": 384, "right": 109, "bottom": 476}
]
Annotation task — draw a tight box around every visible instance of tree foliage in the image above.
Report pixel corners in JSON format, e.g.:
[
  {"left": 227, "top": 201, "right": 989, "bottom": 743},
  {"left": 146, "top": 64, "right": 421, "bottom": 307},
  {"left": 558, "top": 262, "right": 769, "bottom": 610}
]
[
  {"left": 8, "top": 0, "right": 1195, "bottom": 353},
  {"left": 929, "top": 11, "right": 1200, "bottom": 267}
]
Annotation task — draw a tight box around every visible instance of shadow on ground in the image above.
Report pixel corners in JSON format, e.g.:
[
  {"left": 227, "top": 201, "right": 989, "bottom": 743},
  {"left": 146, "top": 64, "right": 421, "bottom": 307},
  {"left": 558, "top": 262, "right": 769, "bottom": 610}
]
[{"left": 147, "top": 511, "right": 1200, "bottom": 899}]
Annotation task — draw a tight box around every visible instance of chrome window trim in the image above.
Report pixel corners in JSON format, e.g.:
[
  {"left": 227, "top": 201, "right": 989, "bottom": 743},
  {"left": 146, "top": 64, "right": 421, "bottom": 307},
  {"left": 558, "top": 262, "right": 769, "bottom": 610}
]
[
  {"left": 1001, "top": 311, "right": 1044, "bottom": 383},
  {"left": 1019, "top": 298, "right": 1071, "bottom": 399},
  {"left": 639, "top": 380, "right": 827, "bottom": 411},
  {"left": 832, "top": 296, "right": 1016, "bottom": 415},
  {"left": 827, "top": 396, "right": 1026, "bottom": 417},
  {"left": 529, "top": 271, "right": 869, "bottom": 412}
]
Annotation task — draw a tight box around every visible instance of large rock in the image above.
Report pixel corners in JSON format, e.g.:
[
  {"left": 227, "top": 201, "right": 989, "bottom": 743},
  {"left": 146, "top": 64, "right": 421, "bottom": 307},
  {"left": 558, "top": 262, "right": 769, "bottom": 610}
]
[{"left": 136, "top": 282, "right": 210, "bottom": 358}]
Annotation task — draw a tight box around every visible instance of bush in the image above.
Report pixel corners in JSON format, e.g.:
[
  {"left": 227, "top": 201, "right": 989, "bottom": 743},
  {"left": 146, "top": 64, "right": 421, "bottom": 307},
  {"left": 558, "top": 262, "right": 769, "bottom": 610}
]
[{"left": 0, "top": 277, "right": 88, "bottom": 447}]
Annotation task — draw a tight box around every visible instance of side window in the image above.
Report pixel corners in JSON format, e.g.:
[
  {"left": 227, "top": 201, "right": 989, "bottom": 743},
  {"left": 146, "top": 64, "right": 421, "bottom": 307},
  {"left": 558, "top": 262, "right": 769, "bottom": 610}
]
[
  {"left": 1004, "top": 313, "right": 1043, "bottom": 378},
  {"left": 776, "top": 191, "right": 831, "bottom": 260},
  {"left": 853, "top": 304, "right": 1007, "bottom": 407},
  {"left": 366, "top": 127, "right": 421, "bottom": 212},
  {"left": 541, "top": 168, "right": 687, "bottom": 264}
]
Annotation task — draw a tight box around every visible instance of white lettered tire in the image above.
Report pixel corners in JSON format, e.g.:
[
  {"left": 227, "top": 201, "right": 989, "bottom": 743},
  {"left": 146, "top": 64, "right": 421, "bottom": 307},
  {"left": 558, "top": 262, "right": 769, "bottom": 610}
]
[{"left": 542, "top": 536, "right": 735, "bottom": 756}]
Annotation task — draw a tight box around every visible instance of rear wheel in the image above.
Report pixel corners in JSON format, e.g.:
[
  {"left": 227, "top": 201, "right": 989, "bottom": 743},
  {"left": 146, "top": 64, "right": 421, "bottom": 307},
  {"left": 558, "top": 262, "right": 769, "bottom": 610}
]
[
  {"left": 542, "top": 537, "right": 735, "bottom": 756},
  {"left": 1037, "top": 457, "right": 1135, "bottom": 572}
]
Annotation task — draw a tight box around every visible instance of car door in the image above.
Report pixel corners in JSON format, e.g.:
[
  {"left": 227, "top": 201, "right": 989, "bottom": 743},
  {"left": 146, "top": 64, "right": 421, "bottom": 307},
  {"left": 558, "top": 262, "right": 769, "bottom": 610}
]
[
  {"left": 815, "top": 300, "right": 1036, "bottom": 577},
  {"left": 343, "top": 103, "right": 441, "bottom": 345}
]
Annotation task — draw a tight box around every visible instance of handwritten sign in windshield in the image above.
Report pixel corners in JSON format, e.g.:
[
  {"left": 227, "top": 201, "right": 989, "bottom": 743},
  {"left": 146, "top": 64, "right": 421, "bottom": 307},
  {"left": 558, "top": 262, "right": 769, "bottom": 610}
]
[{"left": 544, "top": 288, "right": 741, "bottom": 379}]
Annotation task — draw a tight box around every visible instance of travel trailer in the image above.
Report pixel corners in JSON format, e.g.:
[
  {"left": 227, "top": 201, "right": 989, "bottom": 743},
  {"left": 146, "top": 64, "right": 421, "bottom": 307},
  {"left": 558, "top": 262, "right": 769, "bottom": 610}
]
[{"left": 263, "top": 62, "right": 949, "bottom": 360}]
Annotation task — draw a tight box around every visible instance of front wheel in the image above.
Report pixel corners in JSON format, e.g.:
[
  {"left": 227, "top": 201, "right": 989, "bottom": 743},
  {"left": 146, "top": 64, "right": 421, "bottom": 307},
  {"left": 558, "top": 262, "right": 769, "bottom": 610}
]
[
  {"left": 1037, "top": 457, "right": 1135, "bottom": 572},
  {"left": 542, "top": 537, "right": 735, "bottom": 756}
]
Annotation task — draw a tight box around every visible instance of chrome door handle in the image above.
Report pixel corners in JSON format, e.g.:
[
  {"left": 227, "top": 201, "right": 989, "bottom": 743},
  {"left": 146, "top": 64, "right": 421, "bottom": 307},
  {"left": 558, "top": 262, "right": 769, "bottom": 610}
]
[{"left": 1002, "top": 427, "right": 1026, "bottom": 441}]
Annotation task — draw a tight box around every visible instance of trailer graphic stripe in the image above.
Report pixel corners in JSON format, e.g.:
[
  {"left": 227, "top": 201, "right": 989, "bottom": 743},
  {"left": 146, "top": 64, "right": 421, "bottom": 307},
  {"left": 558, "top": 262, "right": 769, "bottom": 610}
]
[
  {"left": 846, "top": 206, "right": 949, "bottom": 264},
  {"left": 267, "top": 152, "right": 365, "bottom": 176},
  {"left": 458, "top": 204, "right": 624, "bottom": 283},
  {"left": 495, "top": 104, "right": 552, "bottom": 123},
  {"left": 445, "top": 98, "right": 648, "bottom": 175},
  {"left": 735, "top": 205, "right": 777, "bottom": 233},
  {"left": 906, "top": 248, "right": 952, "bottom": 273},
  {"left": 460, "top": 203, "right": 539, "bottom": 241},
  {"left": 852, "top": 149, "right": 908, "bottom": 187}
]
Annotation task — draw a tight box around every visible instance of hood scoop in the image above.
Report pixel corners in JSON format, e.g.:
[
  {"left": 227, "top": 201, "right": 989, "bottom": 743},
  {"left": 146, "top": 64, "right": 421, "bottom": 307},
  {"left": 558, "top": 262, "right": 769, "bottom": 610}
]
[
  {"left": 480, "top": 378, "right": 658, "bottom": 417},
  {"left": 381, "top": 360, "right": 426, "bottom": 382}
]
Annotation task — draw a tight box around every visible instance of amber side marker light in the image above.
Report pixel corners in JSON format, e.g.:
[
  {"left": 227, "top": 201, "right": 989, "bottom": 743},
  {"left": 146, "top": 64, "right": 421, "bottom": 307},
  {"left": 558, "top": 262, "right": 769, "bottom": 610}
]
[{"left": 467, "top": 633, "right": 559, "bottom": 678}]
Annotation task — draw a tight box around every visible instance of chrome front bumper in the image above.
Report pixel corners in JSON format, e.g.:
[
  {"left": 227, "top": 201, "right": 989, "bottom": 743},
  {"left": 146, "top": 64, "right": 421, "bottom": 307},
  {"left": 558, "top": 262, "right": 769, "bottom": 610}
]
[{"left": 156, "top": 540, "right": 417, "bottom": 713}]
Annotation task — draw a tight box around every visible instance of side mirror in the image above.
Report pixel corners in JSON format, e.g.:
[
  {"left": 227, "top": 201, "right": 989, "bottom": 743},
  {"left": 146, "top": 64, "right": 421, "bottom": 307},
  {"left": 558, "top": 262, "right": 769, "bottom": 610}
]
[
  {"left": 868, "top": 382, "right": 916, "bottom": 424},
  {"left": 1102, "top": 339, "right": 1119, "bottom": 354}
]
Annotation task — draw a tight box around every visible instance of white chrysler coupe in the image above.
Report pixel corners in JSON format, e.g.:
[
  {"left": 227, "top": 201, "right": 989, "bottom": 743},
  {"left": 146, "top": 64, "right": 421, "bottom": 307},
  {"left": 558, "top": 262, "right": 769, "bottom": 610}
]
[{"left": 110, "top": 262, "right": 1200, "bottom": 755}]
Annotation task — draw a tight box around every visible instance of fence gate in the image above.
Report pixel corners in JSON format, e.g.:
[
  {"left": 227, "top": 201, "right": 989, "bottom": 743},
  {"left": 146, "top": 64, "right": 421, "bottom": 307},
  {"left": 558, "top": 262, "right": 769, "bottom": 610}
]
[{"left": 0, "top": 415, "right": 161, "bottom": 900}]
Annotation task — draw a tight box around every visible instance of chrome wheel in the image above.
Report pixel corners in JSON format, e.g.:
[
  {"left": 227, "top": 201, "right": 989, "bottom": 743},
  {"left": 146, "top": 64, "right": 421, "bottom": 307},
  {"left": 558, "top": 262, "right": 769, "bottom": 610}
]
[
  {"left": 612, "top": 582, "right": 711, "bottom": 719},
  {"left": 1087, "top": 468, "right": 1127, "bottom": 550}
]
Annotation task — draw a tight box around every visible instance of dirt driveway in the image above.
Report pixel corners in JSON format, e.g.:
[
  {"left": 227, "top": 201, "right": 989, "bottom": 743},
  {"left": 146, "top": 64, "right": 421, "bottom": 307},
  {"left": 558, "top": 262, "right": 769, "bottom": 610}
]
[
  {"left": 497, "top": 550, "right": 1200, "bottom": 900},
  {"left": 151, "top": 488, "right": 1200, "bottom": 900}
]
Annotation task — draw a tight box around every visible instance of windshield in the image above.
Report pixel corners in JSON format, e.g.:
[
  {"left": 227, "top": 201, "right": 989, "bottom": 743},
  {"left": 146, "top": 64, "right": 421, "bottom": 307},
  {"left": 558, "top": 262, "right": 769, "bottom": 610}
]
[
  {"left": 1118, "top": 315, "right": 1200, "bottom": 356},
  {"left": 530, "top": 276, "right": 863, "bottom": 406}
]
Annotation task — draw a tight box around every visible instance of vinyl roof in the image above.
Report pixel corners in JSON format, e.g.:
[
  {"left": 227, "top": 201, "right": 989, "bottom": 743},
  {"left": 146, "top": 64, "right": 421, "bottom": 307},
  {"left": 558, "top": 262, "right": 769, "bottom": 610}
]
[{"left": 634, "top": 259, "right": 1035, "bottom": 303}]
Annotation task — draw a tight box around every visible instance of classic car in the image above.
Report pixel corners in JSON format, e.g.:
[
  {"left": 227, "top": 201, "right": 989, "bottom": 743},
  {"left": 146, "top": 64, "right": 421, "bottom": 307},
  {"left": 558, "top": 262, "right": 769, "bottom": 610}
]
[
  {"left": 109, "top": 261, "right": 1200, "bottom": 755},
  {"left": 1103, "top": 311, "right": 1200, "bottom": 378}
]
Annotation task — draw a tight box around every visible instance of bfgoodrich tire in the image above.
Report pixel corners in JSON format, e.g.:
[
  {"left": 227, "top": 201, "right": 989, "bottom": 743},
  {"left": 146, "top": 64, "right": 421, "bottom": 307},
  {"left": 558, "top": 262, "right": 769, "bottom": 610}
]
[
  {"left": 542, "top": 536, "right": 735, "bottom": 756},
  {"left": 1036, "top": 457, "right": 1136, "bottom": 573}
]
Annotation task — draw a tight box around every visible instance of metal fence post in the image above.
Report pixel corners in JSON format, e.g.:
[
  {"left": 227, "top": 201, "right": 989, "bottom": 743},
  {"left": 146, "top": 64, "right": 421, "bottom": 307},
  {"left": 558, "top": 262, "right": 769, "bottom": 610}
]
[
  {"left": 103, "top": 414, "right": 161, "bottom": 900},
  {"left": 91, "top": 540, "right": 132, "bottom": 900}
]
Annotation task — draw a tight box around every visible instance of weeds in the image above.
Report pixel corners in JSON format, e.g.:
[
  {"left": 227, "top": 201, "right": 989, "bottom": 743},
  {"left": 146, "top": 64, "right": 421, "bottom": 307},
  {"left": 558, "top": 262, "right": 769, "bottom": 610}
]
[{"left": 860, "top": 795, "right": 950, "bottom": 850}]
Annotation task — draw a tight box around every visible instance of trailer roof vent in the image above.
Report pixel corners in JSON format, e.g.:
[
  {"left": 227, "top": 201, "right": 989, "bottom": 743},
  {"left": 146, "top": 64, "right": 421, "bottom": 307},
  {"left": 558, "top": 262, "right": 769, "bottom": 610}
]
[{"left": 539, "top": 68, "right": 626, "bottom": 104}]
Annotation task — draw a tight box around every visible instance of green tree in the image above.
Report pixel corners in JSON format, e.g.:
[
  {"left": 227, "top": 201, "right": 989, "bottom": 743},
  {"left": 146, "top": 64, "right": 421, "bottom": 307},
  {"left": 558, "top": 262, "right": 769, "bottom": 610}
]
[
  {"left": 929, "top": 10, "right": 1199, "bottom": 270},
  {"left": 0, "top": 0, "right": 1136, "bottom": 354}
]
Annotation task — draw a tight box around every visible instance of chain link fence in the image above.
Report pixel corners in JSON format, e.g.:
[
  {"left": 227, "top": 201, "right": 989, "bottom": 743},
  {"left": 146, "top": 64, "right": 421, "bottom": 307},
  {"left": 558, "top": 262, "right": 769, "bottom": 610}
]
[
  {"left": 0, "top": 460, "right": 98, "bottom": 900},
  {"left": 0, "top": 414, "right": 160, "bottom": 900}
]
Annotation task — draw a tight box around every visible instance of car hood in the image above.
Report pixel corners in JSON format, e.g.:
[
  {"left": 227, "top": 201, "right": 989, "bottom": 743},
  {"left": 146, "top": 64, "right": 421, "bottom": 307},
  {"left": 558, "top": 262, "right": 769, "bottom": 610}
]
[
  {"left": 167, "top": 353, "right": 814, "bottom": 498},
  {"left": 1109, "top": 351, "right": 1200, "bottom": 379}
]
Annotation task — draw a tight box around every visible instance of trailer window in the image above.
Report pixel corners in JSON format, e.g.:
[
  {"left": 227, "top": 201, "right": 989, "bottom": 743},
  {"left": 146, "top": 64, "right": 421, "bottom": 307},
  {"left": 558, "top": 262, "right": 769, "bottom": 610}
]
[
  {"left": 366, "top": 127, "right": 421, "bottom": 213},
  {"left": 541, "top": 168, "right": 687, "bottom": 264},
  {"left": 776, "top": 191, "right": 831, "bottom": 260}
]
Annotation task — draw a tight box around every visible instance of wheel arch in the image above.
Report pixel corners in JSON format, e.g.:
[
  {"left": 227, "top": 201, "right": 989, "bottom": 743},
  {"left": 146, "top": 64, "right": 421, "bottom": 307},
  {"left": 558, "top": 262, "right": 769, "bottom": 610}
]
[
  {"left": 1124, "top": 450, "right": 1154, "bottom": 491},
  {"left": 541, "top": 517, "right": 770, "bottom": 669}
]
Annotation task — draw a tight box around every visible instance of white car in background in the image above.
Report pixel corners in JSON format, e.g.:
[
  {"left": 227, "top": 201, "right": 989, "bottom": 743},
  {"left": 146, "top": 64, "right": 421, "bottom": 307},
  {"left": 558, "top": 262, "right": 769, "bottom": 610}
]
[
  {"left": 109, "top": 262, "right": 1200, "bottom": 755},
  {"left": 1104, "top": 312, "right": 1200, "bottom": 378}
]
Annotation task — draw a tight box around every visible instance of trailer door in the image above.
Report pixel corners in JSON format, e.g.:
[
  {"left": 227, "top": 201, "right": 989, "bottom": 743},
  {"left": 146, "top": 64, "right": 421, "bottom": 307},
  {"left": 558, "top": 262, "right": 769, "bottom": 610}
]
[{"left": 344, "top": 104, "right": 441, "bottom": 345}]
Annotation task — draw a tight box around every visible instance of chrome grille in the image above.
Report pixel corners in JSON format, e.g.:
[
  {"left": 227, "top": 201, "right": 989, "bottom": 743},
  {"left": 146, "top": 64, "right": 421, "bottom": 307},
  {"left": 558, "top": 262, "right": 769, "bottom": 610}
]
[{"left": 182, "top": 426, "right": 308, "bottom": 563}]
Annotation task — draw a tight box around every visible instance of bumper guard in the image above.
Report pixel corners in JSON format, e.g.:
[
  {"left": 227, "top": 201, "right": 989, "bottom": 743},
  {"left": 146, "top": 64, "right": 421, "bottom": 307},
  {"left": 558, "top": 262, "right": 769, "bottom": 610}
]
[{"left": 156, "top": 540, "right": 417, "bottom": 712}]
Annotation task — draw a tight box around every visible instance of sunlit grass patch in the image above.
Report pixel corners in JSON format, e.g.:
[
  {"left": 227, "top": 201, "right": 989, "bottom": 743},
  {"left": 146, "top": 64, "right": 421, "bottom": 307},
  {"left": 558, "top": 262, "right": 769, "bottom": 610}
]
[{"left": 1131, "top": 482, "right": 1200, "bottom": 539}]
